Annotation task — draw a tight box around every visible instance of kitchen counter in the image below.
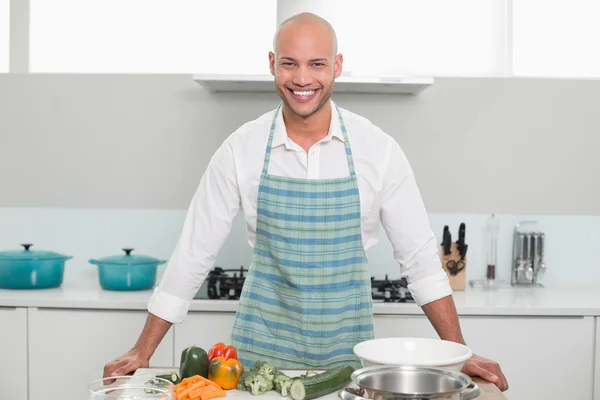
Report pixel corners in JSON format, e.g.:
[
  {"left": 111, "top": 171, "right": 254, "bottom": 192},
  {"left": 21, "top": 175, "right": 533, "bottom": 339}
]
[
  {"left": 2, "top": 278, "right": 600, "bottom": 317},
  {"left": 133, "top": 367, "right": 507, "bottom": 400}
]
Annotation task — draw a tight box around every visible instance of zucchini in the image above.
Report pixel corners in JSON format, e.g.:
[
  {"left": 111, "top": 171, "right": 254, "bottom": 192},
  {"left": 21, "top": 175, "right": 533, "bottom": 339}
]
[
  {"left": 156, "top": 372, "right": 181, "bottom": 384},
  {"left": 289, "top": 366, "right": 354, "bottom": 400}
]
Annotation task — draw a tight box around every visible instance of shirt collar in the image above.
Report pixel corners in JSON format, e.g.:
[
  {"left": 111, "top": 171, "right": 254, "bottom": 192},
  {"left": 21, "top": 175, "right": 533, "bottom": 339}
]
[{"left": 271, "top": 100, "right": 345, "bottom": 149}]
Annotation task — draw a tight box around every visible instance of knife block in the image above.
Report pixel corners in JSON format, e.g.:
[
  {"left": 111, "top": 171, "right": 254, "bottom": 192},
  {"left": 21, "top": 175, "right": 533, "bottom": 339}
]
[{"left": 441, "top": 242, "right": 467, "bottom": 291}]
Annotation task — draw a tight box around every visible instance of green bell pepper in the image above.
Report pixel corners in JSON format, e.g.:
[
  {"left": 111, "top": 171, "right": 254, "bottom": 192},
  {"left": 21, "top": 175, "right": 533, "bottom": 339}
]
[{"left": 179, "top": 345, "right": 209, "bottom": 379}]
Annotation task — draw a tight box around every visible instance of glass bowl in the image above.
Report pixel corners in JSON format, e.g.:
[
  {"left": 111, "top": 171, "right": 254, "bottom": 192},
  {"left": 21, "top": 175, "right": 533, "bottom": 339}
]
[{"left": 88, "top": 375, "right": 174, "bottom": 400}]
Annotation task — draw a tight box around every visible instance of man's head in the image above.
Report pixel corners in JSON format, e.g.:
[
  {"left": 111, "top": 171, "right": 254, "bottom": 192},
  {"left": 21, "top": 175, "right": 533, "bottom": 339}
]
[{"left": 269, "top": 12, "right": 343, "bottom": 119}]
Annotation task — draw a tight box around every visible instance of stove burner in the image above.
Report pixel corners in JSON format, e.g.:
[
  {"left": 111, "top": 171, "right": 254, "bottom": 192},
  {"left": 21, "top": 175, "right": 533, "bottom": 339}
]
[
  {"left": 206, "top": 266, "right": 248, "bottom": 300},
  {"left": 201, "top": 267, "right": 414, "bottom": 303},
  {"left": 370, "top": 274, "right": 414, "bottom": 303}
]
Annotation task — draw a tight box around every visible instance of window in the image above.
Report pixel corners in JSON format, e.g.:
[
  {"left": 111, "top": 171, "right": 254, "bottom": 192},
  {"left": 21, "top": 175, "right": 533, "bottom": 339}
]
[
  {"left": 29, "top": 0, "right": 277, "bottom": 73},
  {"left": 307, "top": 0, "right": 507, "bottom": 77},
  {"left": 513, "top": 0, "right": 600, "bottom": 77},
  {"left": 0, "top": 0, "right": 9, "bottom": 72}
]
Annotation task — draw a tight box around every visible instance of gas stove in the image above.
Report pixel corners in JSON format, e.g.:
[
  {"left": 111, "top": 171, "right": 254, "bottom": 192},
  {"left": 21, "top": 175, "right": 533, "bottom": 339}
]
[
  {"left": 194, "top": 266, "right": 414, "bottom": 303},
  {"left": 370, "top": 274, "right": 414, "bottom": 303}
]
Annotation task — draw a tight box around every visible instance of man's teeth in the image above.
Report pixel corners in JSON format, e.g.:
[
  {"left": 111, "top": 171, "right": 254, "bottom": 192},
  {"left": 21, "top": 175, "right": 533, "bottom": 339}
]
[{"left": 293, "top": 90, "right": 315, "bottom": 96}]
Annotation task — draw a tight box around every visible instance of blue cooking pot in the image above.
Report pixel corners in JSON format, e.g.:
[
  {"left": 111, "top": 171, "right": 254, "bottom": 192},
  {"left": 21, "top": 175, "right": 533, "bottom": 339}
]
[
  {"left": 89, "top": 248, "right": 166, "bottom": 291},
  {"left": 0, "top": 244, "right": 72, "bottom": 289}
]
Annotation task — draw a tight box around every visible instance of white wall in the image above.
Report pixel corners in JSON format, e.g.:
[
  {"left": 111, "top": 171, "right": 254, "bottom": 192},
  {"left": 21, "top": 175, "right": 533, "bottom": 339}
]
[
  {"left": 1, "top": 74, "right": 599, "bottom": 289},
  {"left": 1, "top": 74, "right": 599, "bottom": 214}
]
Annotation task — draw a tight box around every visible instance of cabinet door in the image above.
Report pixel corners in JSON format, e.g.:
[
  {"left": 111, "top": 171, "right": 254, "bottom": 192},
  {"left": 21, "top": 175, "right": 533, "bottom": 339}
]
[
  {"left": 28, "top": 308, "right": 174, "bottom": 400},
  {"left": 174, "top": 312, "right": 236, "bottom": 360},
  {"left": 373, "top": 315, "right": 437, "bottom": 338},
  {"left": 0, "top": 307, "right": 28, "bottom": 400},
  {"left": 459, "top": 316, "right": 594, "bottom": 400},
  {"left": 374, "top": 314, "right": 594, "bottom": 400},
  {"left": 595, "top": 317, "right": 600, "bottom": 400}
]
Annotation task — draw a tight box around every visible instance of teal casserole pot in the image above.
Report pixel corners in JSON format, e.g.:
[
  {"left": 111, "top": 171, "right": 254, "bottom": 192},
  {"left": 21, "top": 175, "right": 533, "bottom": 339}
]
[
  {"left": 0, "top": 244, "right": 72, "bottom": 289},
  {"left": 89, "top": 248, "right": 166, "bottom": 291}
]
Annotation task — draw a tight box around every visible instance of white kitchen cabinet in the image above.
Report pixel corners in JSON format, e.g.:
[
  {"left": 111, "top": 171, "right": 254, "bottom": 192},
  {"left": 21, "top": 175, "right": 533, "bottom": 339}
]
[
  {"left": 374, "top": 314, "right": 437, "bottom": 338},
  {"left": 0, "top": 307, "right": 28, "bottom": 400},
  {"left": 595, "top": 317, "right": 600, "bottom": 400},
  {"left": 174, "top": 311, "right": 236, "bottom": 362},
  {"left": 28, "top": 308, "right": 174, "bottom": 400},
  {"left": 460, "top": 315, "right": 594, "bottom": 400},
  {"left": 375, "top": 314, "right": 595, "bottom": 400}
]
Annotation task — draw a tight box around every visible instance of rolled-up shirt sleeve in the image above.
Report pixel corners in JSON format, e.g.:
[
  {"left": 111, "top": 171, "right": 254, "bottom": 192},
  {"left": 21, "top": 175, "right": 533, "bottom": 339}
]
[
  {"left": 148, "top": 138, "right": 241, "bottom": 323},
  {"left": 379, "top": 138, "right": 452, "bottom": 306}
]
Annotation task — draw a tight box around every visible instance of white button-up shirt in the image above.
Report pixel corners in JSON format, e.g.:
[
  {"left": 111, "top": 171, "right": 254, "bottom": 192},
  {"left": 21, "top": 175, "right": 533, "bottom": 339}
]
[{"left": 148, "top": 101, "right": 452, "bottom": 324}]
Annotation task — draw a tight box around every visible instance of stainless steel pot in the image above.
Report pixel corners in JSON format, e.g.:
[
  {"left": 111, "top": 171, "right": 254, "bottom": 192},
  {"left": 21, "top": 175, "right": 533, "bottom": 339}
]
[{"left": 339, "top": 365, "right": 480, "bottom": 400}]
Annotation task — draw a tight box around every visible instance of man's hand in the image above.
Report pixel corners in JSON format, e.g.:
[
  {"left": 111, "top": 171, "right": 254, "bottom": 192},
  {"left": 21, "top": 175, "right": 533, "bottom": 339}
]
[
  {"left": 461, "top": 354, "right": 509, "bottom": 392},
  {"left": 103, "top": 348, "right": 150, "bottom": 378}
]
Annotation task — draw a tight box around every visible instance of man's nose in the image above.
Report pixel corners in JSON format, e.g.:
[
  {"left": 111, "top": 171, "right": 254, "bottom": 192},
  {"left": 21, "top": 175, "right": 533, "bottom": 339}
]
[{"left": 292, "top": 66, "right": 312, "bottom": 86}]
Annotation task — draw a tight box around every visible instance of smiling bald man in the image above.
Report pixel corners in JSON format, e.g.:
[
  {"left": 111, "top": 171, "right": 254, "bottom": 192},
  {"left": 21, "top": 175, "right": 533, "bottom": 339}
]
[{"left": 103, "top": 12, "right": 509, "bottom": 392}]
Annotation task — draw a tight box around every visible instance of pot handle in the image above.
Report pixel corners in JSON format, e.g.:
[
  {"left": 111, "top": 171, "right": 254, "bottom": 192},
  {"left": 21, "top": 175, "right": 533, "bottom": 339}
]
[
  {"left": 460, "top": 382, "right": 480, "bottom": 400},
  {"left": 338, "top": 387, "right": 369, "bottom": 400}
]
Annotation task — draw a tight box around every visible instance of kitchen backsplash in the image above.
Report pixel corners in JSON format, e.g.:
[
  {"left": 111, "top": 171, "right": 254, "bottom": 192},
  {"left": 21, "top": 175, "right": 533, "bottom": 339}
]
[{"left": 1, "top": 207, "right": 598, "bottom": 290}]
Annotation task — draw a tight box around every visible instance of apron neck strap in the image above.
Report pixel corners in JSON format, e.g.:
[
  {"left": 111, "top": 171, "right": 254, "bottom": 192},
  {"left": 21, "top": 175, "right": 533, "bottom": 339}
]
[{"left": 262, "top": 103, "right": 356, "bottom": 176}]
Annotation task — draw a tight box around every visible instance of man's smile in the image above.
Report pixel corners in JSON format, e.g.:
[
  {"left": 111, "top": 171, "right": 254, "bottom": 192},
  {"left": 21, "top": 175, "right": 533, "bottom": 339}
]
[{"left": 287, "top": 87, "right": 319, "bottom": 102}]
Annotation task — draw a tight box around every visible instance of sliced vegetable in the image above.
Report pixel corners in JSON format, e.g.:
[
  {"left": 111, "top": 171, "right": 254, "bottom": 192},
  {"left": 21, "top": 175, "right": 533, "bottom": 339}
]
[
  {"left": 208, "top": 342, "right": 238, "bottom": 361},
  {"left": 289, "top": 366, "right": 354, "bottom": 400},
  {"left": 208, "top": 356, "right": 244, "bottom": 390},
  {"left": 180, "top": 345, "right": 210, "bottom": 379},
  {"left": 173, "top": 374, "right": 226, "bottom": 400},
  {"left": 157, "top": 372, "right": 181, "bottom": 384}
]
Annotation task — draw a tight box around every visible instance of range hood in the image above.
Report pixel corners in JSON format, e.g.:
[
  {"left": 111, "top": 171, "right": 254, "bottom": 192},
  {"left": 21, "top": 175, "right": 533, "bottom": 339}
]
[
  {"left": 192, "top": 0, "right": 433, "bottom": 95},
  {"left": 193, "top": 74, "right": 433, "bottom": 95}
]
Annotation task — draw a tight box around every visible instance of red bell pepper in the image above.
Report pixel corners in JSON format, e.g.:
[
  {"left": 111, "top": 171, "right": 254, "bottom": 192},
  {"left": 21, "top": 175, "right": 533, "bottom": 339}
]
[{"left": 207, "top": 342, "right": 238, "bottom": 361}]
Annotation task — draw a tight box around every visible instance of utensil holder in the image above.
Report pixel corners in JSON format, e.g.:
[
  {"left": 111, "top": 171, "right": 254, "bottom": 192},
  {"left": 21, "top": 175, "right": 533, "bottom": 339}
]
[{"left": 441, "top": 242, "right": 467, "bottom": 291}]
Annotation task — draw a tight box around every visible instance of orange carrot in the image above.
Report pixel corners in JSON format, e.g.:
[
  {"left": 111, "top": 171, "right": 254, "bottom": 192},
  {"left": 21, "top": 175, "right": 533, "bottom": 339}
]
[
  {"left": 197, "top": 376, "right": 223, "bottom": 390},
  {"left": 178, "top": 381, "right": 207, "bottom": 399},
  {"left": 197, "top": 385, "right": 227, "bottom": 400}
]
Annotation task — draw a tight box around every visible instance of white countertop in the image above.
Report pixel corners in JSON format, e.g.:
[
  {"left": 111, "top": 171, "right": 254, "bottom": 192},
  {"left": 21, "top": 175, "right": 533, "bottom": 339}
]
[{"left": 1, "top": 276, "right": 600, "bottom": 317}]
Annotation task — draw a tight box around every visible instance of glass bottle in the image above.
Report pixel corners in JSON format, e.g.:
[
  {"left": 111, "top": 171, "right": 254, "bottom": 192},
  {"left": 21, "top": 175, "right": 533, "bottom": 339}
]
[{"left": 484, "top": 214, "right": 500, "bottom": 291}]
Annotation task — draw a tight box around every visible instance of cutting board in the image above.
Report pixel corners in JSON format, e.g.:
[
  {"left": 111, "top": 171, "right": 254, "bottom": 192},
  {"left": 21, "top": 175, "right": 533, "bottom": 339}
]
[{"left": 133, "top": 367, "right": 507, "bottom": 400}]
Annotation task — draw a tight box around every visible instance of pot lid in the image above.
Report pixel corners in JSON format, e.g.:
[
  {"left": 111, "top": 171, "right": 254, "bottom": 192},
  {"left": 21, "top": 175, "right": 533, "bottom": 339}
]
[
  {"left": 0, "top": 244, "right": 71, "bottom": 261},
  {"left": 89, "top": 248, "right": 166, "bottom": 266}
]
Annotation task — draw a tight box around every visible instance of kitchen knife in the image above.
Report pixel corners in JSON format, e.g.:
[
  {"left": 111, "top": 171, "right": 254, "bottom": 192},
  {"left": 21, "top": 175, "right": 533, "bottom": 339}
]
[
  {"left": 442, "top": 225, "right": 451, "bottom": 256},
  {"left": 457, "top": 223, "right": 466, "bottom": 259}
]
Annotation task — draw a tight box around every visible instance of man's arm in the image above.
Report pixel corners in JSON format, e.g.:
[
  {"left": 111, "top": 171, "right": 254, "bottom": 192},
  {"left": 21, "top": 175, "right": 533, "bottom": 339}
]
[
  {"left": 421, "top": 295, "right": 465, "bottom": 344},
  {"left": 104, "top": 314, "right": 172, "bottom": 377},
  {"left": 378, "top": 137, "right": 508, "bottom": 391},
  {"left": 104, "top": 138, "right": 241, "bottom": 377},
  {"left": 378, "top": 137, "right": 453, "bottom": 309}
]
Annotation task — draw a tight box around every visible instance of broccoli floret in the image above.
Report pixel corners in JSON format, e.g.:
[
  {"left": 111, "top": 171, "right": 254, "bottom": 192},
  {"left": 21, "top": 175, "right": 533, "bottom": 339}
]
[
  {"left": 245, "top": 373, "right": 273, "bottom": 395},
  {"left": 237, "top": 370, "right": 249, "bottom": 391},
  {"left": 251, "top": 360, "right": 269, "bottom": 372},
  {"left": 257, "top": 363, "right": 278, "bottom": 382},
  {"left": 274, "top": 371, "right": 293, "bottom": 396}
]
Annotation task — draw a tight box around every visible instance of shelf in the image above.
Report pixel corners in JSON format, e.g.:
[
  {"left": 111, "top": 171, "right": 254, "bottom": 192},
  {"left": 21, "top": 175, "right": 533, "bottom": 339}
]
[{"left": 193, "top": 73, "right": 433, "bottom": 95}]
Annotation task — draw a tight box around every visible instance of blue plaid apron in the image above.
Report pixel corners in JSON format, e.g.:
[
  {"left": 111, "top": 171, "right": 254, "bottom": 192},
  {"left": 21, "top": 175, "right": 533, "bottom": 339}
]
[{"left": 230, "top": 103, "right": 374, "bottom": 369}]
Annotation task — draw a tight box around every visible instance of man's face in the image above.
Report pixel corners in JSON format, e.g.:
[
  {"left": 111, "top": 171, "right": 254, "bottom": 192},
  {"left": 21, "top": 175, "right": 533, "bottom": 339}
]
[{"left": 269, "top": 22, "right": 343, "bottom": 119}]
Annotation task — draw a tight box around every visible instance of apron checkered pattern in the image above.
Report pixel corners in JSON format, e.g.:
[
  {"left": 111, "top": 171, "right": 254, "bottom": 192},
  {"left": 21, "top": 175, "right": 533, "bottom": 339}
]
[{"left": 231, "top": 103, "right": 374, "bottom": 369}]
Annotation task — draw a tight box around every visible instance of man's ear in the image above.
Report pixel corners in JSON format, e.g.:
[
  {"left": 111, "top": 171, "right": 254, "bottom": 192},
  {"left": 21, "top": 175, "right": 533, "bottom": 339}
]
[
  {"left": 269, "top": 51, "right": 276, "bottom": 76},
  {"left": 334, "top": 53, "right": 343, "bottom": 79}
]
